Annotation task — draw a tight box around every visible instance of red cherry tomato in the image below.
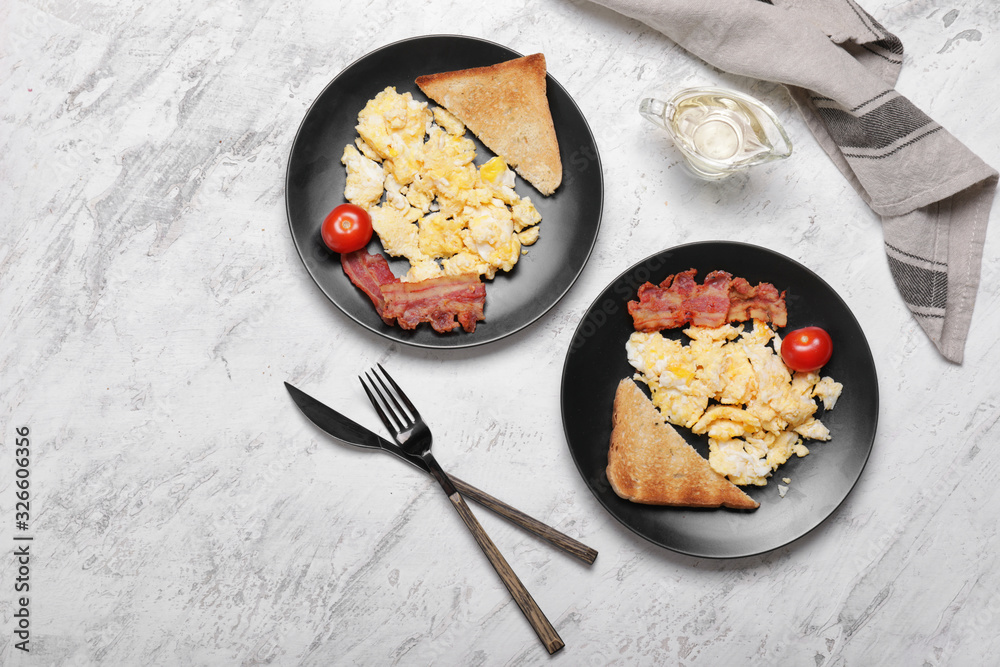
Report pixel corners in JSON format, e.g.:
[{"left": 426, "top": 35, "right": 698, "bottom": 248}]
[
  {"left": 321, "top": 203, "right": 373, "bottom": 254},
  {"left": 780, "top": 326, "right": 833, "bottom": 372}
]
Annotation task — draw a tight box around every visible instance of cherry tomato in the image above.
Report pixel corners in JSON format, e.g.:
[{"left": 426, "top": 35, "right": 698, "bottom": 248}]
[
  {"left": 321, "top": 203, "right": 373, "bottom": 254},
  {"left": 780, "top": 326, "right": 833, "bottom": 372}
]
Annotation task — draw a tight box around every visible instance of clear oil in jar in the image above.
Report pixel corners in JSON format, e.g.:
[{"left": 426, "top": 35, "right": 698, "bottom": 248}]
[
  {"left": 670, "top": 93, "right": 771, "bottom": 164},
  {"left": 640, "top": 87, "right": 792, "bottom": 180}
]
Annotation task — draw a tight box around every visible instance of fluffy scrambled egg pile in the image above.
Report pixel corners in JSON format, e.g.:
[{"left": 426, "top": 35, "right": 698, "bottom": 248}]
[
  {"left": 627, "top": 320, "right": 843, "bottom": 486},
  {"left": 342, "top": 87, "right": 542, "bottom": 282}
]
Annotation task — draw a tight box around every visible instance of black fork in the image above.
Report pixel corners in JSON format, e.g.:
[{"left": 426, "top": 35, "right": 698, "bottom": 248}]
[{"left": 361, "top": 364, "right": 564, "bottom": 654}]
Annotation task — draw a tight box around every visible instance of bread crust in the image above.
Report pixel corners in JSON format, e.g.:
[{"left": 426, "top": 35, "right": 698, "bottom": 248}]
[
  {"left": 416, "top": 53, "right": 562, "bottom": 195},
  {"left": 607, "top": 379, "right": 759, "bottom": 510}
]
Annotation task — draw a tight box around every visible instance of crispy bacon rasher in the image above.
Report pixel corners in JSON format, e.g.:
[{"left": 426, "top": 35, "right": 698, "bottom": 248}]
[
  {"left": 381, "top": 276, "right": 485, "bottom": 333},
  {"left": 341, "top": 248, "right": 399, "bottom": 325},
  {"left": 340, "top": 250, "right": 486, "bottom": 333},
  {"left": 627, "top": 269, "right": 786, "bottom": 332},
  {"left": 726, "top": 276, "right": 787, "bottom": 327}
]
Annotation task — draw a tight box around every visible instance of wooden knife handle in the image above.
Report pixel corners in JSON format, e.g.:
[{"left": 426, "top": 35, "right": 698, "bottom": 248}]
[
  {"left": 449, "top": 475, "right": 598, "bottom": 565},
  {"left": 448, "top": 491, "right": 565, "bottom": 655}
]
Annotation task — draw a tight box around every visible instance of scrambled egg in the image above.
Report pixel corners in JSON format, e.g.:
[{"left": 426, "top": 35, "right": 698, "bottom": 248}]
[
  {"left": 342, "top": 87, "right": 542, "bottom": 282},
  {"left": 626, "top": 320, "right": 843, "bottom": 486}
]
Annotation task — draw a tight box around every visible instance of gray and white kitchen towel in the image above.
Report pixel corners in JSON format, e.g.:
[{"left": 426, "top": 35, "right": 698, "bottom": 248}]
[{"left": 589, "top": 0, "right": 997, "bottom": 363}]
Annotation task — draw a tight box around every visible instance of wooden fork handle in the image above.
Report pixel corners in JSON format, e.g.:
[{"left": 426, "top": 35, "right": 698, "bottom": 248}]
[
  {"left": 448, "top": 491, "right": 565, "bottom": 654},
  {"left": 448, "top": 476, "right": 598, "bottom": 565}
]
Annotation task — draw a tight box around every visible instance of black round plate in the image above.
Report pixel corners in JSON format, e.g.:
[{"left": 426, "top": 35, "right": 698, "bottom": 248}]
[
  {"left": 561, "top": 242, "right": 879, "bottom": 558},
  {"left": 286, "top": 35, "right": 603, "bottom": 348}
]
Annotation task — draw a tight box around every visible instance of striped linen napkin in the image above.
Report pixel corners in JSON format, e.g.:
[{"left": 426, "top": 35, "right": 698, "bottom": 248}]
[{"left": 590, "top": 0, "right": 997, "bottom": 363}]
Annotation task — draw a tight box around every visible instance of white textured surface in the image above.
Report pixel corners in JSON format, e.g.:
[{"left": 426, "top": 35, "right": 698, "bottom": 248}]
[{"left": 3, "top": 1, "right": 1000, "bottom": 665}]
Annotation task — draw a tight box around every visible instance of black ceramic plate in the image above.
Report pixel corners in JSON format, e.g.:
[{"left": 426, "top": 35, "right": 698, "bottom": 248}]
[
  {"left": 561, "top": 242, "right": 878, "bottom": 558},
  {"left": 286, "top": 35, "right": 603, "bottom": 348}
]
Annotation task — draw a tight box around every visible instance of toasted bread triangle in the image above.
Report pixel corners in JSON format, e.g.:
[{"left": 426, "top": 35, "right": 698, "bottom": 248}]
[
  {"left": 607, "top": 379, "right": 759, "bottom": 510},
  {"left": 416, "top": 53, "right": 562, "bottom": 195}
]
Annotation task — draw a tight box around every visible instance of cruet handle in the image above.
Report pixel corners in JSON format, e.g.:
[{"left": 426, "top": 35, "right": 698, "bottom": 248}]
[{"left": 639, "top": 97, "right": 671, "bottom": 130}]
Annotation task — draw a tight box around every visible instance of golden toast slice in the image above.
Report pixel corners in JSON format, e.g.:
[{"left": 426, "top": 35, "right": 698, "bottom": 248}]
[
  {"left": 607, "top": 379, "right": 759, "bottom": 510},
  {"left": 416, "top": 53, "right": 562, "bottom": 195}
]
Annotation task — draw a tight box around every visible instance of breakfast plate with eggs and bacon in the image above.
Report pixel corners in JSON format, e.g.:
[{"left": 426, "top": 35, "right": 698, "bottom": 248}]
[
  {"left": 286, "top": 35, "right": 603, "bottom": 348},
  {"left": 561, "top": 241, "right": 879, "bottom": 558}
]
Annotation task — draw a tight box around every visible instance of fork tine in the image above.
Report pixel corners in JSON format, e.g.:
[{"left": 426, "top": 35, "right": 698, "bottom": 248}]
[
  {"left": 359, "top": 372, "right": 402, "bottom": 433},
  {"left": 369, "top": 367, "right": 414, "bottom": 426},
  {"left": 376, "top": 363, "right": 419, "bottom": 419}
]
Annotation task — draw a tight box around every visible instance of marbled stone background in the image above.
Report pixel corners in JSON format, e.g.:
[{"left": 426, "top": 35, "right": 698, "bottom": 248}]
[{"left": 2, "top": 0, "right": 1000, "bottom": 664}]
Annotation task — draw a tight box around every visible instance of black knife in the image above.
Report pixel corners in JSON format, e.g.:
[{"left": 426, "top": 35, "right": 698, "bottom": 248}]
[{"left": 284, "top": 381, "right": 597, "bottom": 564}]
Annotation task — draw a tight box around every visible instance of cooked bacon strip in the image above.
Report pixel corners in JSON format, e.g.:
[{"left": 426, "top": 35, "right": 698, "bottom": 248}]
[
  {"left": 627, "top": 269, "right": 786, "bottom": 332},
  {"left": 342, "top": 250, "right": 486, "bottom": 333},
  {"left": 727, "top": 277, "right": 787, "bottom": 327},
  {"left": 381, "top": 273, "right": 485, "bottom": 333},
  {"left": 629, "top": 271, "right": 687, "bottom": 331},
  {"left": 341, "top": 249, "right": 399, "bottom": 325},
  {"left": 685, "top": 269, "right": 732, "bottom": 327},
  {"left": 627, "top": 269, "right": 729, "bottom": 331}
]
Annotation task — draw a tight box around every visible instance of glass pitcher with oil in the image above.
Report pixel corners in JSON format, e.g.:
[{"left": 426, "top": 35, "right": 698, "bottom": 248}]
[{"left": 639, "top": 87, "right": 792, "bottom": 180}]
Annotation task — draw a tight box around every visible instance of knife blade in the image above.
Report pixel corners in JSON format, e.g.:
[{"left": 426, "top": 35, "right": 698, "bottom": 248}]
[
  {"left": 284, "top": 381, "right": 597, "bottom": 565},
  {"left": 284, "top": 381, "right": 425, "bottom": 471}
]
